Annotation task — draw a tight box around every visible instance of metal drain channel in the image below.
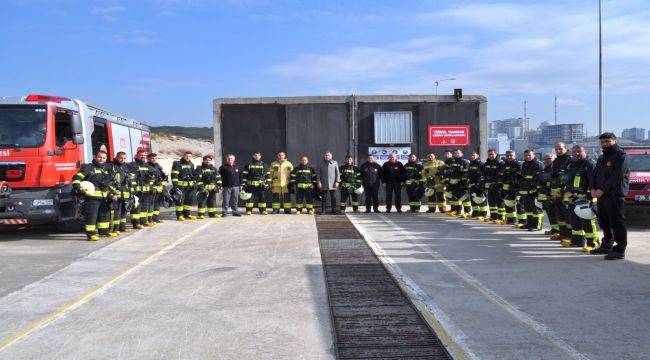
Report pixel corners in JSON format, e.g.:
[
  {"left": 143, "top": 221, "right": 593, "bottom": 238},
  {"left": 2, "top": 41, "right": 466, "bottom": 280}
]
[{"left": 316, "top": 216, "right": 452, "bottom": 359}]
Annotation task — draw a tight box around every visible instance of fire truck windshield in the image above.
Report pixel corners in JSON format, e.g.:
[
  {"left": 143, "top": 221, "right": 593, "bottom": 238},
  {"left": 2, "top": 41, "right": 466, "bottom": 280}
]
[
  {"left": 0, "top": 106, "right": 47, "bottom": 148},
  {"left": 629, "top": 154, "right": 650, "bottom": 172}
]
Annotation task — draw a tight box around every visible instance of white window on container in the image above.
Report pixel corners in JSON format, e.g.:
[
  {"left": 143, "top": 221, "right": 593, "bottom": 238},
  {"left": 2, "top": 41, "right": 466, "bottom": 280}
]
[{"left": 374, "top": 111, "right": 413, "bottom": 144}]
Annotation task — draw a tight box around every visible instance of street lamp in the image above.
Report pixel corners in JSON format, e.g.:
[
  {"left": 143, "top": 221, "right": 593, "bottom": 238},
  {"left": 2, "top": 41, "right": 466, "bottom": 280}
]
[
  {"left": 598, "top": 0, "right": 604, "bottom": 135},
  {"left": 434, "top": 78, "right": 456, "bottom": 95}
]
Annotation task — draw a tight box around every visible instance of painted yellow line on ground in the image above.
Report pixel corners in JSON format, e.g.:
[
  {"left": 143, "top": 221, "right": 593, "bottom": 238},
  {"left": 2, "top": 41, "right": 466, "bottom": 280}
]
[
  {"left": 347, "top": 214, "right": 476, "bottom": 360},
  {"left": 0, "top": 220, "right": 215, "bottom": 352}
]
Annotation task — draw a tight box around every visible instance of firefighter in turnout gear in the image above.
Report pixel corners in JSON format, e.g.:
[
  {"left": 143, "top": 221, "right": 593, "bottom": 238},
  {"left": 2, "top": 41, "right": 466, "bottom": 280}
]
[
  {"left": 110, "top": 152, "right": 132, "bottom": 235},
  {"left": 195, "top": 155, "right": 222, "bottom": 219},
  {"left": 171, "top": 151, "right": 197, "bottom": 221},
  {"left": 519, "top": 150, "right": 544, "bottom": 231},
  {"left": 499, "top": 150, "right": 522, "bottom": 225},
  {"left": 147, "top": 153, "right": 167, "bottom": 224},
  {"left": 291, "top": 155, "right": 318, "bottom": 214},
  {"left": 549, "top": 142, "right": 572, "bottom": 240},
  {"left": 404, "top": 154, "right": 424, "bottom": 212},
  {"left": 242, "top": 152, "right": 271, "bottom": 215},
  {"left": 446, "top": 149, "right": 470, "bottom": 218},
  {"left": 270, "top": 152, "right": 294, "bottom": 214},
  {"left": 539, "top": 153, "right": 558, "bottom": 235},
  {"left": 421, "top": 152, "right": 446, "bottom": 213},
  {"left": 563, "top": 145, "right": 599, "bottom": 251},
  {"left": 339, "top": 155, "right": 362, "bottom": 213},
  {"left": 484, "top": 149, "right": 504, "bottom": 223},
  {"left": 467, "top": 151, "right": 487, "bottom": 220},
  {"left": 128, "top": 149, "right": 154, "bottom": 229},
  {"left": 71, "top": 151, "right": 117, "bottom": 241},
  {"left": 441, "top": 150, "right": 454, "bottom": 208}
]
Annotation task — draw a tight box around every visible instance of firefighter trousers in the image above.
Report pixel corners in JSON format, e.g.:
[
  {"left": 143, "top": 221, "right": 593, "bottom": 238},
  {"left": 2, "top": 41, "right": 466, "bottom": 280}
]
[
  {"left": 132, "top": 193, "right": 152, "bottom": 226},
  {"left": 295, "top": 188, "right": 314, "bottom": 212},
  {"left": 542, "top": 201, "right": 558, "bottom": 233},
  {"left": 427, "top": 191, "right": 446, "bottom": 212},
  {"left": 175, "top": 187, "right": 194, "bottom": 218},
  {"left": 111, "top": 200, "right": 128, "bottom": 232},
  {"left": 552, "top": 199, "right": 571, "bottom": 238},
  {"left": 272, "top": 192, "right": 292, "bottom": 213},
  {"left": 245, "top": 186, "right": 267, "bottom": 213},
  {"left": 406, "top": 184, "right": 421, "bottom": 211},
  {"left": 568, "top": 204, "right": 600, "bottom": 247},
  {"left": 521, "top": 194, "right": 543, "bottom": 229},
  {"left": 487, "top": 187, "right": 504, "bottom": 220},
  {"left": 198, "top": 190, "right": 218, "bottom": 217},
  {"left": 83, "top": 198, "right": 111, "bottom": 238},
  {"left": 340, "top": 186, "right": 359, "bottom": 212}
]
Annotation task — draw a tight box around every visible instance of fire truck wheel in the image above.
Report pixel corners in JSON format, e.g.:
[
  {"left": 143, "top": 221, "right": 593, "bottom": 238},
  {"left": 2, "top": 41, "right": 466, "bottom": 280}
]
[{"left": 56, "top": 219, "right": 84, "bottom": 233}]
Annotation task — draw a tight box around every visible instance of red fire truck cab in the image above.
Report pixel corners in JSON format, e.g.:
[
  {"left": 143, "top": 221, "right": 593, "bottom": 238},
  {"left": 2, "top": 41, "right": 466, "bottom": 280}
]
[
  {"left": 623, "top": 146, "right": 650, "bottom": 213},
  {"left": 0, "top": 94, "right": 150, "bottom": 230}
]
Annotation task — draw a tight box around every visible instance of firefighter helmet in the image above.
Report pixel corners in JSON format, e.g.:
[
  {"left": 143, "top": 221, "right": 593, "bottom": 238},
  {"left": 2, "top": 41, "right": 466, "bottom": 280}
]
[
  {"left": 79, "top": 181, "right": 95, "bottom": 196},
  {"left": 424, "top": 187, "right": 435, "bottom": 197},
  {"left": 503, "top": 193, "right": 518, "bottom": 207},
  {"left": 471, "top": 193, "right": 486, "bottom": 204},
  {"left": 354, "top": 186, "right": 364, "bottom": 195},
  {"left": 161, "top": 189, "right": 173, "bottom": 208},
  {"left": 534, "top": 198, "right": 544, "bottom": 209},
  {"left": 239, "top": 191, "right": 252, "bottom": 200},
  {"left": 573, "top": 199, "right": 595, "bottom": 220},
  {"left": 171, "top": 187, "right": 184, "bottom": 205},
  {"left": 196, "top": 189, "right": 208, "bottom": 204},
  {"left": 444, "top": 191, "right": 453, "bottom": 199}
]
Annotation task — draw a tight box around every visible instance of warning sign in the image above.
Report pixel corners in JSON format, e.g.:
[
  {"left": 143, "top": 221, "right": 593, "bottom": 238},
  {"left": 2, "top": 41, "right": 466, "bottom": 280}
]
[{"left": 428, "top": 125, "right": 471, "bottom": 147}]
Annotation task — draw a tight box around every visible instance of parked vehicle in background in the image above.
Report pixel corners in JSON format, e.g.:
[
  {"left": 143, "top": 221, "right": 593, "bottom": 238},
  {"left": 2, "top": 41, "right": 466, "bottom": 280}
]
[
  {"left": 0, "top": 94, "right": 150, "bottom": 231},
  {"left": 622, "top": 146, "right": 650, "bottom": 221}
]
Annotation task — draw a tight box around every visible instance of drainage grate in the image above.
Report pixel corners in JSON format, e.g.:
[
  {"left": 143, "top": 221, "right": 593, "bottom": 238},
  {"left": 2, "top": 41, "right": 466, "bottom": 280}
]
[{"left": 316, "top": 216, "right": 452, "bottom": 359}]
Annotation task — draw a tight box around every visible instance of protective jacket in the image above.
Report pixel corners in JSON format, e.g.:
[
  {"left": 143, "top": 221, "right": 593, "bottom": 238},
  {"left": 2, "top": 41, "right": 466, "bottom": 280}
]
[
  {"left": 148, "top": 162, "right": 167, "bottom": 193},
  {"left": 242, "top": 159, "right": 271, "bottom": 188},
  {"left": 404, "top": 160, "right": 423, "bottom": 186},
  {"left": 72, "top": 160, "right": 116, "bottom": 199},
  {"left": 467, "top": 159, "right": 484, "bottom": 190},
  {"left": 128, "top": 158, "right": 154, "bottom": 194},
  {"left": 592, "top": 144, "right": 630, "bottom": 197},
  {"left": 499, "top": 160, "right": 521, "bottom": 193},
  {"left": 447, "top": 157, "right": 469, "bottom": 188},
  {"left": 519, "top": 159, "right": 544, "bottom": 196},
  {"left": 195, "top": 164, "right": 222, "bottom": 191},
  {"left": 483, "top": 158, "right": 502, "bottom": 192},
  {"left": 339, "top": 164, "right": 362, "bottom": 188},
  {"left": 111, "top": 161, "right": 132, "bottom": 199},
  {"left": 565, "top": 158, "right": 595, "bottom": 201},
  {"left": 550, "top": 153, "right": 572, "bottom": 198},
  {"left": 538, "top": 164, "right": 553, "bottom": 201},
  {"left": 422, "top": 159, "right": 446, "bottom": 191},
  {"left": 291, "top": 164, "right": 318, "bottom": 189},
  {"left": 270, "top": 160, "right": 293, "bottom": 193},
  {"left": 171, "top": 158, "right": 195, "bottom": 188}
]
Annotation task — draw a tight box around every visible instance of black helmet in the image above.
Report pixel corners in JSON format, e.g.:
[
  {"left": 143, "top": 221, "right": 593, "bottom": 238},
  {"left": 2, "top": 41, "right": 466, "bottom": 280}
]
[
  {"left": 171, "top": 187, "right": 184, "bottom": 205},
  {"left": 161, "top": 188, "right": 174, "bottom": 208},
  {"left": 196, "top": 189, "right": 208, "bottom": 204}
]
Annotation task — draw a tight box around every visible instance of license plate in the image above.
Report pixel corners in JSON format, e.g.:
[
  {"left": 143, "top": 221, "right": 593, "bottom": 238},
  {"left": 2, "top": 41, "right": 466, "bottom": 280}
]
[{"left": 634, "top": 195, "right": 650, "bottom": 202}]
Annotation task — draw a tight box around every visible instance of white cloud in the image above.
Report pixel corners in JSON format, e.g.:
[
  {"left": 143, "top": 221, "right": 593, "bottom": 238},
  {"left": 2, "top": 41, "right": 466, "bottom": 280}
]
[
  {"left": 112, "top": 30, "right": 161, "bottom": 44},
  {"left": 91, "top": 5, "right": 127, "bottom": 21},
  {"left": 556, "top": 98, "right": 585, "bottom": 106}
]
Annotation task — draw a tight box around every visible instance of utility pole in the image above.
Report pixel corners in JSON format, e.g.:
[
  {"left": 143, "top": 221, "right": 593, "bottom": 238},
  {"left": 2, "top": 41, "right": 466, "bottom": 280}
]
[{"left": 598, "top": 0, "right": 604, "bottom": 135}]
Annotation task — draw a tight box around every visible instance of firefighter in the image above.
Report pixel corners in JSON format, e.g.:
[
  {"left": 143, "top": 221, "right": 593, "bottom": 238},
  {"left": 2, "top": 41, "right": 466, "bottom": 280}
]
[
  {"left": 421, "top": 152, "right": 446, "bottom": 213},
  {"left": 563, "top": 145, "right": 599, "bottom": 251},
  {"left": 71, "top": 151, "right": 117, "bottom": 241},
  {"left": 339, "top": 155, "right": 362, "bottom": 213},
  {"left": 539, "top": 153, "right": 557, "bottom": 235},
  {"left": 549, "top": 142, "right": 572, "bottom": 240},
  {"left": 441, "top": 150, "right": 454, "bottom": 207},
  {"left": 404, "top": 153, "right": 424, "bottom": 212},
  {"left": 381, "top": 153, "right": 405, "bottom": 213},
  {"left": 128, "top": 149, "right": 155, "bottom": 229},
  {"left": 171, "top": 151, "right": 197, "bottom": 221},
  {"left": 195, "top": 154, "right": 222, "bottom": 218},
  {"left": 270, "top": 152, "right": 294, "bottom": 214},
  {"left": 446, "top": 149, "right": 470, "bottom": 218},
  {"left": 483, "top": 149, "right": 504, "bottom": 223},
  {"left": 519, "top": 150, "right": 544, "bottom": 231},
  {"left": 147, "top": 153, "right": 167, "bottom": 224},
  {"left": 291, "top": 155, "right": 318, "bottom": 215},
  {"left": 242, "top": 151, "right": 271, "bottom": 215},
  {"left": 499, "top": 150, "right": 521, "bottom": 225},
  {"left": 110, "top": 151, "right": 132, "bottom": 234},
  {"left": 467, "top": 151, "right": 487, "bottom": 220}
]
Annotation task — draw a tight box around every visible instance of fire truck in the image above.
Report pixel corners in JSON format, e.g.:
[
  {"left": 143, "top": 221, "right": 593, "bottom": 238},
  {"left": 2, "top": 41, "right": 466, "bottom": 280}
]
[
  {"left": 0, "top": 94, "right": 151, "bottom": 231},
  {"left": 623, "top": 146, "right": 650, "bottom": 218}
]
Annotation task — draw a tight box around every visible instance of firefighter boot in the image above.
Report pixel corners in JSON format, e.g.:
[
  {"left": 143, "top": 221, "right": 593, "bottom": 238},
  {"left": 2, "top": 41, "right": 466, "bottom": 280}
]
[
  {"left": 88, "top": 235, "right": 100, "bottom": 241},
  {"left": 177, "top": 215, "right": 185, "bottom": 221}
]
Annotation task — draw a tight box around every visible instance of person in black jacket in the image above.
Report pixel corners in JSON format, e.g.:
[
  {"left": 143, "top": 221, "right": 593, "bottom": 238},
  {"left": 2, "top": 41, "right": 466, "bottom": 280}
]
[
  {"left": 483, "top": 149, "right": 503, "bottom": 222},
  {"left": 549, "top": 142, "right": 572, "bottom": 240},
  {"left": 404, "top": 154, "right": 424, "bottom": 212},
  {"left": 519, "top": 150, "right": 544, "bottom": 231},
  {"left": 590, "top": 133, "right": 630, "bottom": 260},
  {"left": 563, "top": 145, "right": 598, "bottom": 250},
  {"left": 381, "top": 153, "right": 405, "bottom": 213},
  {"left": 219, "top": 154, "right": 242, "bottom": 217},
  {"left": 360, "top": 155, "right": 382, "bottom": 213}
]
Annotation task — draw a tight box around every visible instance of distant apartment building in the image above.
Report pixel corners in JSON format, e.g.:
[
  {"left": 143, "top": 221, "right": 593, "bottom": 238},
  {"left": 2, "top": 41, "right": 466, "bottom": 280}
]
[
  {"left": 621, "top": 127, "right": 646, "bottom": 142},
  {"left": 540, "top": 123, "right": 584, "bottom": 144},
  {"left": 488, "top": 117, "right": 530, "bottom": 139},
  {"left": 488, "top": 134, "right": 510, "bottom": 154}
]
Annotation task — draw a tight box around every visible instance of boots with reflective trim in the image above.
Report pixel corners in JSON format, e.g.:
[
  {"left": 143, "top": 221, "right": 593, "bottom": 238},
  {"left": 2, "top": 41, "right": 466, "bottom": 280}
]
[
  {"left": 88, "top": 235, "right": 100, "bottom": 241},
  {"left": 177, "top": 216, "right": 185, "bottom": 221}
]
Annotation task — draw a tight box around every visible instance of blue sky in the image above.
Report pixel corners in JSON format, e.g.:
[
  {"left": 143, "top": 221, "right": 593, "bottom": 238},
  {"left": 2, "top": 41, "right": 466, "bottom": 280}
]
[{"left": 1, "top": 0, "right": 648, "bottom": 136}]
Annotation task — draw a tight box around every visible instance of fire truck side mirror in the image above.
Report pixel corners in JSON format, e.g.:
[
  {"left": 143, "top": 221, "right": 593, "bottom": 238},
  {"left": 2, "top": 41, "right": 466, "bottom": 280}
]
[{"left": 71, "top": 114, "right": 84, "bottom": 144}]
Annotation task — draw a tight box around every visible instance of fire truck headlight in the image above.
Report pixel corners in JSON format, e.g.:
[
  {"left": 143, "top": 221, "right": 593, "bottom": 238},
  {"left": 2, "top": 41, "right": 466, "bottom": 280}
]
[{"left": 32, "top": 199, "right": 54, "bottom": 207}]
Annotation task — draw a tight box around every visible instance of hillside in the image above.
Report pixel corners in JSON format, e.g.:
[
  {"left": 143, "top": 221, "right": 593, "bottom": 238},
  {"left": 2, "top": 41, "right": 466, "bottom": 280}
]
[{"left": 150, "top": 126, "right": 214, "bottom": 141}]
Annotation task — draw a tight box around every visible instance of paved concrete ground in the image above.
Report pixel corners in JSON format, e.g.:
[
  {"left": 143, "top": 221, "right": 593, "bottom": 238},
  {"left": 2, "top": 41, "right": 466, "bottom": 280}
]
[
  {"left": 349, "top": 213, "right": 650, "bottom": 360},
  {"left": 0, "top": 214, "right": 334, "bottom": 359}
]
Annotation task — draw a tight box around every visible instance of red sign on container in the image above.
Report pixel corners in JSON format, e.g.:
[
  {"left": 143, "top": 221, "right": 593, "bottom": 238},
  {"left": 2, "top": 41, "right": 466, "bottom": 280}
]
[{"left": 428, "top": 125, "right": 471, "bottom": 146}]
